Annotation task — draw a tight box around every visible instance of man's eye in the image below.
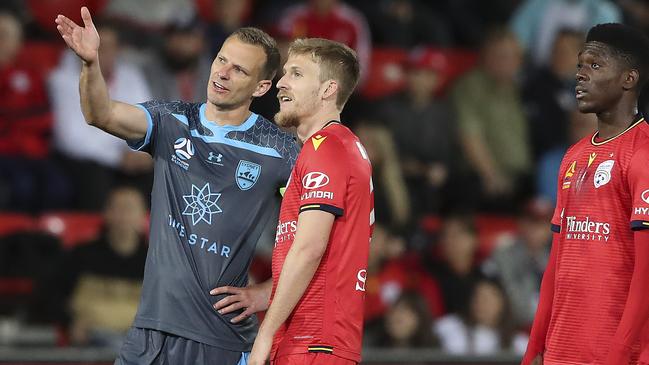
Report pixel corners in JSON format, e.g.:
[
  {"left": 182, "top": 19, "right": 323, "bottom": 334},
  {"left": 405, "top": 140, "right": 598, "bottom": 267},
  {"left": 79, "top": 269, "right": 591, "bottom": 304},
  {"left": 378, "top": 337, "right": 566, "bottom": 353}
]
[{"left": 592, "top": 63, "right": 600, "bottom": 70}]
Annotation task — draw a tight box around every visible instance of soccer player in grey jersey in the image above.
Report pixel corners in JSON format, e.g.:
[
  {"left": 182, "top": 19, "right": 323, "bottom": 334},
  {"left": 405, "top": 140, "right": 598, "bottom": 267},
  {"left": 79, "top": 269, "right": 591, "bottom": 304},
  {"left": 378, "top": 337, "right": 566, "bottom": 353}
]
[{"left": 55, "top": 8, "right": 299, "bottom": 365}]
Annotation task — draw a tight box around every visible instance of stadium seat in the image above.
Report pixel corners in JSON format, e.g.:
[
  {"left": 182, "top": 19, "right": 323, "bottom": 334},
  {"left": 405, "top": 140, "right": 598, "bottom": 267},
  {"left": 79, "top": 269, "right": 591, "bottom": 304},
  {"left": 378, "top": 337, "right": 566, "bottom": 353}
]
[
  {"left": 360, "top": 47, "right": 408, "bottom": 100},
  {"left": 26, "top": 0, "right": 109, "bottom": 36},
  {"left": 475, "top": 215, "right": 518, "bottom": 259},
  {"left": 0, "top": 213, "right": 36, "bottom": 236},
  {"left": 37, "top": 212, "right": 104, "bottom": 248}
]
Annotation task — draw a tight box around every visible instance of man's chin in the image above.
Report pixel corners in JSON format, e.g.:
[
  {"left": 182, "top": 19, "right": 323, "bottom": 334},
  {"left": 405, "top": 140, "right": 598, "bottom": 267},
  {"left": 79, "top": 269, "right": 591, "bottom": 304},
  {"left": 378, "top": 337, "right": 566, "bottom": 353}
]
[{"left": 274, "top": 110, "right": 300, "bottom": 128}]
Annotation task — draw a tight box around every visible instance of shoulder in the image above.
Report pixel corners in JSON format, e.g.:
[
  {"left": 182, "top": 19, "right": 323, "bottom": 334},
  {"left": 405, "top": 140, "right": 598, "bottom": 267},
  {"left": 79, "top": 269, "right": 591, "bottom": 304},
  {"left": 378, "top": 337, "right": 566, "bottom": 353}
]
[{"left": 139, "top": 100, "right": 199, "bottom": 116}]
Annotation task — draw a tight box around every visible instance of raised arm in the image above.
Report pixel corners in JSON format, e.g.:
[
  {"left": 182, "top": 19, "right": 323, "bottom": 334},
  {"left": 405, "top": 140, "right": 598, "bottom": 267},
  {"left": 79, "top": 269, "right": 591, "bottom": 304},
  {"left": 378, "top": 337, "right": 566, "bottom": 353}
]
[{"left": 55, "top": 7, "right": 148, "bottom": 141}]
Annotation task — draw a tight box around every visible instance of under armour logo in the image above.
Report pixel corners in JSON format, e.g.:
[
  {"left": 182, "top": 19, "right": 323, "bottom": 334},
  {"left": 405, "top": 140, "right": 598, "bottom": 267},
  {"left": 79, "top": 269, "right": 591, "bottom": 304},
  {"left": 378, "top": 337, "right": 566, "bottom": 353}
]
[
  {"left": 207, "top": 152, "right": 224, "bottom": 165},
  {"left": 302, "top": 172, "right": 330, "bottom": 189}
]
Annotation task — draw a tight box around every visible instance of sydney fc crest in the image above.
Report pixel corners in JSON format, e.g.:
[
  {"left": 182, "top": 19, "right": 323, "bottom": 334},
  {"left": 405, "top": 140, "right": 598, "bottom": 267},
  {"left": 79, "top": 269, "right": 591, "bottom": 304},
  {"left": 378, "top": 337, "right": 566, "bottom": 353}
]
[{"left": 236, "top": 160, "right": 261, "bottom": 190}]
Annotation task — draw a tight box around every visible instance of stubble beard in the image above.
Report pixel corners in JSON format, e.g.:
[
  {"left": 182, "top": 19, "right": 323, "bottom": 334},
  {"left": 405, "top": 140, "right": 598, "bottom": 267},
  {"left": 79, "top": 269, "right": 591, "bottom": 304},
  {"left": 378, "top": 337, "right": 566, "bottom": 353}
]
[{"left": 274, "top": 109, "right": 300, "bottom": 128}]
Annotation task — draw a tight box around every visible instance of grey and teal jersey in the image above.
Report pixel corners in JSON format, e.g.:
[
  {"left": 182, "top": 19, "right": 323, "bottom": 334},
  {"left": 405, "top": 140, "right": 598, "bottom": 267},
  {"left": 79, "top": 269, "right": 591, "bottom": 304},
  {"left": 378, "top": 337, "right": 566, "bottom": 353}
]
[{"left": 127, "top": 100, "right": 299, "bottom": 351}]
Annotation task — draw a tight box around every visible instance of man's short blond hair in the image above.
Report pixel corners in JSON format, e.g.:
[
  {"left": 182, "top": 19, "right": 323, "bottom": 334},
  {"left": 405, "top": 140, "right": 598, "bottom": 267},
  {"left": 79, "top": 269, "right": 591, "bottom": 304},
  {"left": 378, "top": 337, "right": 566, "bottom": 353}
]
[{"left": 288, "top": 38, "right": 360, "bottom": 110}]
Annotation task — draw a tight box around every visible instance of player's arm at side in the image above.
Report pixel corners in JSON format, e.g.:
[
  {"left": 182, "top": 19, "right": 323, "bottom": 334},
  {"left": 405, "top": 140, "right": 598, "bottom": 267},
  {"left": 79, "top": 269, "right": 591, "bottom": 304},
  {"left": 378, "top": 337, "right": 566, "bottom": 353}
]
[
  {"left": 520, "top": 231, "right": 559, "bottom": 365},
  {"left": 80, "top": 59, "right": 148, "bottom": 141},
  {"left": 604, "top": 147, "right": 649, "bottom": 365},
  {"left": 250, "top": 210, "right": 334, "bottom": 363}
]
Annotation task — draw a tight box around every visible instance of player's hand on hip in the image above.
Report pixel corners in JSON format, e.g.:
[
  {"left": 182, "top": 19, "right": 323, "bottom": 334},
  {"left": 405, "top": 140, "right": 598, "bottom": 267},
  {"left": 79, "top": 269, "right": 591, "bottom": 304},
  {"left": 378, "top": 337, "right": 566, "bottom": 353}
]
[
  {"left": 55, "top": 6, "right": 100, "bottom": 64},
  {"left": 248, "top": 332, "right": 272, "bottom": 365},
  {"left": 211, "top": 283, "right": 271, "bottom": 323}
]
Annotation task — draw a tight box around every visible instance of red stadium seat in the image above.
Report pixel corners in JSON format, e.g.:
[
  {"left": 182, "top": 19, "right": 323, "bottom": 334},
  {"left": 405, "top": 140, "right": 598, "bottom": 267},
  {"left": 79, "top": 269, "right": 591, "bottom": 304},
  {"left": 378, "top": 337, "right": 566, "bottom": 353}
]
[
  {"left": 26, "top": 0, "right": 109, "bottom": 36},
  {"left": 37, "top": 212, "right": 104, "bottom": 248},
  {"left": 360, "top": 47, "right": 408, "bottom": 100},
  {"left": 475, "top": 215, "right": 518, "bottom": 259},
  {"left": 0, "top": 213, "right": 36, "bottom": 236}
]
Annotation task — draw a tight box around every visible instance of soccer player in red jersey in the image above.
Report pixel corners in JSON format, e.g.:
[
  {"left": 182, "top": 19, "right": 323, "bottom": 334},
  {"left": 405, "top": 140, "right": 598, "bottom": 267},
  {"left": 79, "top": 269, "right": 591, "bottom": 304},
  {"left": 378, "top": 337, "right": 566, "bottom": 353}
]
[
  {"left": 521, "top": 23, "right": 649, "bottom": 365},
  {"left": 244, "top": 38, "right": 372, "bottom": 365}
]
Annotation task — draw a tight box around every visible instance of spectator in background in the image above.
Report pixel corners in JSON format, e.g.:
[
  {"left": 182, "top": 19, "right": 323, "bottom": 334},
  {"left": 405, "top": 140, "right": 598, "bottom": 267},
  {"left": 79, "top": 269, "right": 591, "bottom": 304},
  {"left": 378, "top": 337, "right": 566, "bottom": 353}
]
[
  {"left": 49, "top": 20, "right": 153, "bottom": 211},
  {"left": 365, "top": 291, "right": 438, "bottom": 348},
  {"left": 428, "top": 214, "right": 482, "bottom": 315},
  {"left": 355, "top": 122, "right": 410, "bottom": 231},
  {"left": 371, "top": 0, "right": 451, "bottom": 47},
  {"left": 510, "top": 0, "right": 621, "bottom": 66},
  {"left": 434, "top": 278, "right": 528, "bottom": 354},
  {"left": 451, "top": 28, "right": 532, "bottom": 212},
  {"left": 481, "top": 198, "right": 553, "bottom": 327},
  {"left": 143, "top": 18, "right": 210, "bottom": 102},
  {"left": 56, "top": 187, "right": 148, "bottom": 350},
  {"left": 0, "top": 10, "right": 67, "bottom": 212},
  {"left": 279, "top": 0, "right": 371, "bottom": 84},
  {"left": 380, "top": 48, "right": 458, "bottom": 216},
  {"left": 524, "top": 29, "right": 584, "bottom": 161}
]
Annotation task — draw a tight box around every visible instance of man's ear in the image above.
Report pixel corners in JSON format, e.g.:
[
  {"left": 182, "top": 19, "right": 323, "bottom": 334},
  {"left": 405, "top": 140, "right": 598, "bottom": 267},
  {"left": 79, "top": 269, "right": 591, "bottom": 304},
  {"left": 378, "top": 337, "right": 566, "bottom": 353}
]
[
  {"left": 322, "top": 80, "right": 338, "bottom": 100},
  {"left": 623, "top": 69, "right": 640, "bottom": 91},
  {"left": 253, "top": 79, "right": 273, "bottom": 98}
]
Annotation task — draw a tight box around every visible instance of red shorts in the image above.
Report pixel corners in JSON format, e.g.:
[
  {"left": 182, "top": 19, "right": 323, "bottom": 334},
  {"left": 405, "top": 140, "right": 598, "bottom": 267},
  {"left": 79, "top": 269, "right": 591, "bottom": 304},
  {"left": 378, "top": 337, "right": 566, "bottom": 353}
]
[{"left": 271, "top": 353, "right": 357, "bottom": 365}]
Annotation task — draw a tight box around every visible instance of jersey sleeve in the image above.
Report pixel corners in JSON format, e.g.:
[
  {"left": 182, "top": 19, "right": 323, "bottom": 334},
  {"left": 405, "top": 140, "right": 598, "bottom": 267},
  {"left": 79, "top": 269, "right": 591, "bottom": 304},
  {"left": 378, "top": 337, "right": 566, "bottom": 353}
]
[
  {"left": 296, "top": 133, "right": 349, "bottom": 217},
  {"left": 628, "top": 146, "right": 649, "bottom": 230},
  {"left": 126, "top": 100, "right": 165, "bottom": 154}
]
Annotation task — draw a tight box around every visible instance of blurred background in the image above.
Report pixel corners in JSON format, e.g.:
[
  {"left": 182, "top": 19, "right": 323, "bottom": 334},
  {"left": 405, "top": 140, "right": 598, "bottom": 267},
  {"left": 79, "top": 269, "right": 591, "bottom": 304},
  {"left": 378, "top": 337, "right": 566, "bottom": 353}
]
[{"left": 0, "top": 0, "right": 644, "bottom": 363}]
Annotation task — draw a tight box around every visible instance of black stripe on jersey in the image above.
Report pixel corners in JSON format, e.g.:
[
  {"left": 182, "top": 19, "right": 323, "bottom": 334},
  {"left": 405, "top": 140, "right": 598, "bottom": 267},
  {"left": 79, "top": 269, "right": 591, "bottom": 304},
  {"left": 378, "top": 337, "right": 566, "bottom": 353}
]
[
  {"left": 299, "top": 203, "right": 344, "bottom": 217},
  {"left": 631, "top": 220, "right": 649, "bottom": 230},
  {"left": 308, "top": 345, "right": 333, "bottom": 354},
  {"left": 551, "top": 224, "right": 561, "bottom": 233}
]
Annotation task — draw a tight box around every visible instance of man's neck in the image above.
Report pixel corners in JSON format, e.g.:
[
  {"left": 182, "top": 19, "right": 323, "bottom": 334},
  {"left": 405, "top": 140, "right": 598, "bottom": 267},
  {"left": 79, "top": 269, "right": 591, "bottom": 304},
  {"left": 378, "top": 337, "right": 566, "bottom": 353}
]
[
  {"left": 596, "top": 99, "right": 639, "bottom": 140},
  {"left": 295, "top": 108, "right": 341, "bottom": 142},
  {"left": 204, "top": 101, "right": 253, "bottom": 127}
]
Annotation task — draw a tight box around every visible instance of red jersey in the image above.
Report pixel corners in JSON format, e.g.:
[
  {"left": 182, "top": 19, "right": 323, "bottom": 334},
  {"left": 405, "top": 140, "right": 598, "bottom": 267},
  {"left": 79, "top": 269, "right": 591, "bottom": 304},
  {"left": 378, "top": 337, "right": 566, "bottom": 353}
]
[
  {"left": 271, "top": 123, "right": 373, "bottom": 363},
  {"left": 545, "top": 115, "right": 649, "bottom": 364}
]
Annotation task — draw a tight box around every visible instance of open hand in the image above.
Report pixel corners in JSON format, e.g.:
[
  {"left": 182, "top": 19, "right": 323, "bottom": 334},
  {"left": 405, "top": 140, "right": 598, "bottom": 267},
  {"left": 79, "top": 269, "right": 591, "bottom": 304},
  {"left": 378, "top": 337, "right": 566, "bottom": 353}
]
[{"left": 55, "top": 7, "right": 100, "bottom": 64}]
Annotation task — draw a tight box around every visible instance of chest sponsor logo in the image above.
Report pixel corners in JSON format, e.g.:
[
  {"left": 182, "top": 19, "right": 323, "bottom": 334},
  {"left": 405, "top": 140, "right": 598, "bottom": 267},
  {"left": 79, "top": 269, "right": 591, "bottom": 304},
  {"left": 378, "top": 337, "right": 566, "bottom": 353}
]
[
  {"left": 168, "top": 215, "right": 231, "bottom": 258},
  {"left": 236, "top": 160, "right": 261, "bottom": 190},
  {"left": 594, "top": 160, "right": 615, "bottom": 188},
  {"left": 182, "top": 183, "right": 223, "bottom": 225},
  {"left": 565, "top": 216, "right": 611, "bottom": 242},
  {"left": 206, "top": 152, "right": 223, "bottom": 166},
  {"left": 275, "top": 220, "right": 297, "bottom": 246},
  {"left": 303, "top": 172, "right": 329, "bottom": 189}
]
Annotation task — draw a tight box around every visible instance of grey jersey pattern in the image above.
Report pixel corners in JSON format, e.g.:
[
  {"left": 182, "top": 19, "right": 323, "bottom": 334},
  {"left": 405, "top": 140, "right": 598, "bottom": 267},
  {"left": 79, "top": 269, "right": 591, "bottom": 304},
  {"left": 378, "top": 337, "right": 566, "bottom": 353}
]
[{"left": 127, "top": 100, "right": 298, "bottom": 351}]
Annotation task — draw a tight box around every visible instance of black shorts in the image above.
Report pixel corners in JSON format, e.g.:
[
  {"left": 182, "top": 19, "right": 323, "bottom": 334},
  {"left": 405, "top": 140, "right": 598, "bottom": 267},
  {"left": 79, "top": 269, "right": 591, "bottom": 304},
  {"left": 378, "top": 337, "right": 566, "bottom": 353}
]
[{"left": 115, "top": 327, "right": 249, "bottom": 365}]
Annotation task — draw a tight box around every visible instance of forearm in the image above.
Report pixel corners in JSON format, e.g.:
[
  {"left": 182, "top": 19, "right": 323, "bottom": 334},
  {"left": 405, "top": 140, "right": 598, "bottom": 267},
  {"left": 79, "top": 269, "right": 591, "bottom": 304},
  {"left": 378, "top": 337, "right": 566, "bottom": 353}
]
[
  {"left": 605, "top": 231, "right": 649, "bottom": 364},
  {"left": 258, "top": 244, "right": 324, "bottom": 336},
  {"left": 79, "top": 60, "right": 112, "bottom": 127}
]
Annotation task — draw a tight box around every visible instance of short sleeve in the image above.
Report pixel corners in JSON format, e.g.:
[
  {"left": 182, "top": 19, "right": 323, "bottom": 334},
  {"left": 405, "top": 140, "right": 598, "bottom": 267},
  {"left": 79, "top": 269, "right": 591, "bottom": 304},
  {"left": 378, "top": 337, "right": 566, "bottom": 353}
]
[
  {"left": 126, "top": 100, "right": 159, "bottom": 153},
  {"left": 628, "top": 146, "right": 649, "bottom": 230},
  {"left": 296, "top": 133, "right": 349, "bottom": 217}
]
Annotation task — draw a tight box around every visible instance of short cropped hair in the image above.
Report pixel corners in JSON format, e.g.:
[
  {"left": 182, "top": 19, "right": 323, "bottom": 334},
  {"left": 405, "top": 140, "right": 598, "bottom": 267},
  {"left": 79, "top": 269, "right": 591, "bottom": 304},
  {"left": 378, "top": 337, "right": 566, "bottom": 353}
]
[
  {"left": 288, "top": 38, "right": 360, "bottom": 110},
  {"left": 586, "top": 23, "right": 649, "bottom": 89},
  {"left": 230, "top": 27, "right": 280, "bottom": 81}
]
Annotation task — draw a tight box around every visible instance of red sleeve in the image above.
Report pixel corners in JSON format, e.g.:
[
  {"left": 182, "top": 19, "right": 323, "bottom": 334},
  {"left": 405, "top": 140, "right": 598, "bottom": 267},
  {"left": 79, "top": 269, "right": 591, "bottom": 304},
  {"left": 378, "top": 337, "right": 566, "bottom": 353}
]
[
  {"left": 629, "top": 147, "right": 649, "bottom": 230},
  {"left": 296, "top": 133, "right": 348, "bottom": 217},
  {"left": 520, "top": 232, "right": 559, "bottom": 365},
  {"left": 603, "top": 230, "right": 649, "bottom": 364}
]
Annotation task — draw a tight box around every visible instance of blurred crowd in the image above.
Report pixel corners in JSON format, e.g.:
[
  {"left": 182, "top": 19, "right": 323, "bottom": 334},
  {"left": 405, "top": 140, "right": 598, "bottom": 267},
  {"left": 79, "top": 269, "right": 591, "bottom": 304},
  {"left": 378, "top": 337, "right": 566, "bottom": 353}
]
[{"left": 0, "top": 0, "right": 647, "bottom": 357}]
